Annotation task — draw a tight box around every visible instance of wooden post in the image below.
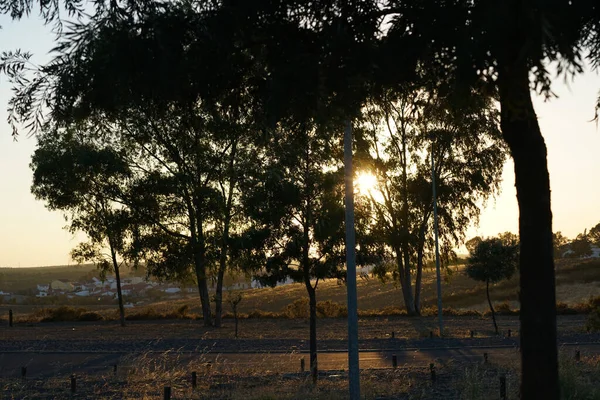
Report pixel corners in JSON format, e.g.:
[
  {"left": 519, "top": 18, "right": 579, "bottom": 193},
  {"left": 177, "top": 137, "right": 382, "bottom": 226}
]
[
  {"left": 113, "top": 364, "right": 117, "bottom": 375},
  {"left": 391, "top": 331, "right": 395, "bottom": 339},
  {"left": 500, "top": 374, "right": 507, "bottom": 399},
  {"left": 430, "top": 363, "right": 436, "bottom": 383},
  {"left": 470, "top": 330, "right": 474, "bottom": 338},
  {"left": 192, "top": 371, "right": 197, "bottom": 388},
  {"left": 206, "top": 362, "right": 212, "bottom": 374},
  {"left": 21, "top": 367, "right": 26, "bottom": 380},
  {"left": 575, "top": 350, "right": 580, "bottom": 361},
  {"left": 164, "top": 386, "right": 171, "bottom": 400},
  {"left": 392, "top": 354, "right": 397, "bottom": 369},
  {"left": 9, "top": 310, "right": 13, "bottom": 327},
  {"left": 483, "top": 353, "right": 488, "bottom": 364},
  {"left": 300, "top": 358, "right": 305, "bottom": 372},
  {"left": 70, "top": 375, "right": 76, "bottom": 393},
  {"left": 429, "top": 331, "right": 433, "bottom": 338},
  {"left": 507, "top": 329, "right": 511, "bottom": 337}
]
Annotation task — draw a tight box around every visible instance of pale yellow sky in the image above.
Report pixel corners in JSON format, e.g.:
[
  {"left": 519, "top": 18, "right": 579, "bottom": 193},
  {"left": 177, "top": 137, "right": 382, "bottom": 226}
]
[{"left": 1, "top": 16, "right": 599, "bottom": 267}]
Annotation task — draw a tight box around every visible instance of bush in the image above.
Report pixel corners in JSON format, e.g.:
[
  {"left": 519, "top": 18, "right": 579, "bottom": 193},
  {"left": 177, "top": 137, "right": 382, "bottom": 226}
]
[
  {"left": 585, "top": 307, "right": 600, "bottom": 332},
  {"left": 35, "top": 306, "right": 89, "bottom": 322},
  {"left": 316, "top": 300, "right": 347, "bottom": 318},
  {"left": 284, "top": 298, "right": 309, "bottom": 318},
  {"left": 78, "top": 311, "right": 104, "bottom": 321}
]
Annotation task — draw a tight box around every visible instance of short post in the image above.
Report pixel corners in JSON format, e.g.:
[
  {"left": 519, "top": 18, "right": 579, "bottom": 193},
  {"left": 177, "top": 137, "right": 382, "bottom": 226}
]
[
  {"left": 483, "top": 353, "right": 488, "bottom": 364},
  {"left": 9, "top": 309, "right": 13, "bottom": 327},
  {"left": 21, "top": 367, "right": 26, "bottom": 380},
  {"left": 392, "top": 354, "right": 397, "bottom": 369},
  {"left": 430, "top": 363, "right": 436, "bottom": 383},
  {"left": 391, "top": 331, "right": 395, "bottom": 339},
  {"left": 470, "top": 330, "right": 474, "bottom": 338},
  {"left": 507, "top": 329, "right": 511, "bottom": 337},
  {"left": 70, "top": 375, "right": 76, "bottom": 393},
  {"left": 500, "top": 374, "right": 507, "bottom": 399},
  {"left": 430, "top": 331, "right": 434, "bottom": 338},
  {"left": 192, "top": 371, "right": 197, "bottom": 388},
  {"left": 575, "top": 350, "right": 580, "bottom": 361},
  {"left": 164, "top": 386, "right": 171, "bottom": 400},
  {"left": 300, "top": 357, "right": 305, "bottom": 372},
  {"left": 206, "top": 362, "right": 212, "bottom": 374},
  {"left": 113, "top": 364, "right": 117, "bottom": 375}
]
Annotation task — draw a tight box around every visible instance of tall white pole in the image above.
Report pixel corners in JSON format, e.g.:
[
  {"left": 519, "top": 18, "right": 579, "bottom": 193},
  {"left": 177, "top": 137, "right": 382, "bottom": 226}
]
[
  {"left": 344, "top": 120, "right": 360, "bottom": 399},
  {"left": 431, "top": 138, "right": 444, "bottom": 335}
]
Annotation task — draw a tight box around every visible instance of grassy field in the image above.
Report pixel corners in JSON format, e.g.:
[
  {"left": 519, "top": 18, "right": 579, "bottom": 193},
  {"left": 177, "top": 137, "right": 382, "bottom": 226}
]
[
  {"left": 142, "top": 258, "right": 600, "bottom": 318},
  {"left": 1, "top": 348, "right": 598, "bottom": 399},
  {"left": 1, "top": 258, "right": 599, "bottom": 321}
]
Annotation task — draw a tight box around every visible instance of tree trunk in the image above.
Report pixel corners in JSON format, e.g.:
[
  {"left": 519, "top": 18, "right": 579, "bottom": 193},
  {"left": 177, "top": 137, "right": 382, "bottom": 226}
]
[
  {"left": 193, "top": 239, "right": 213, "bottom": 327},
  {"left": 396, "top": 254, "right": 417, "bottom": 315},
  {"left": 215, "top": 140, "right": 238, "bottom": 328},
  {"left": 498, "top": 59, "right": 558, "bottom": 399},
  {"left": 486, "top": 279, "right": 498, "bottom": 335},
  {"left": 109, "top": 242, "right": 126, "bottom": 327},
  {"left": 414, "top": 216, "right": 429, "bottom": 314}
]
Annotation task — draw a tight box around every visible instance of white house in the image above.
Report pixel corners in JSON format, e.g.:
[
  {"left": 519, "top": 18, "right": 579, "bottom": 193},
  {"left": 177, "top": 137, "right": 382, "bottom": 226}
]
[{"left": 37, "top": 284, "right": 50, "bottom": 292}]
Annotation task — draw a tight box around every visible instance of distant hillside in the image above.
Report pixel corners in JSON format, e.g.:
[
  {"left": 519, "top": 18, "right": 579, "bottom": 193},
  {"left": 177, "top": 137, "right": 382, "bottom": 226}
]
[{"left": 0, "top": 263, "right": 146, "bottom": 293}]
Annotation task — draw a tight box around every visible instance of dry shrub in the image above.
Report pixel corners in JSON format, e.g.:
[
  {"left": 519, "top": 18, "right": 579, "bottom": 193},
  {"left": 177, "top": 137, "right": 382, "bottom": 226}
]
[
  {"left": 34, "top": 306, "right": 90, "bottom": 322},
  {"left": 316, "top": 300, "right": 347, "bottom": 318},
  {"left": 284, "top": 298, "right": 309, "bottom": 318},
  {"left": 493, "top": 302, "right": 519, "bottom": 316},
  {"left": 586, "top": 306, "right": 600, "bottom": 332}
]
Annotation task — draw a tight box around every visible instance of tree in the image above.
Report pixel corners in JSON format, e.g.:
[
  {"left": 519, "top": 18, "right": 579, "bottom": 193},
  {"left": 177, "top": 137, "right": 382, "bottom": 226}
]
[
  {"left": 588, "top": 223, "right": 600, "bottom": 247},
  {"left": 553, "top": 232, "right": 570, "bottom": 259},
  {"left": 242, "top": 122, "right": 354, "bottom": 383},
  {"left": 359, "top": 84, "right": 506, "bottom": 315},
  {"left": 30, "top": 126, "right": 135, "bottom": 327},
  {"left": 466, "top": 236, "right": 519, "bottom": 335},
  {"left": 569, "top": 233, "right": 593, "bottom": 258},
  {"left": 465, "top": 237, "right": 483, "bottom": 254}
]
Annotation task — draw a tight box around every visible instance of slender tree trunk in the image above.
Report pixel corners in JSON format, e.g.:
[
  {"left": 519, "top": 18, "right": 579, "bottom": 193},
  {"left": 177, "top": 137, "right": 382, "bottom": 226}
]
[
  {"left": 396, "top": 254, "right": 416, "bottom": 315},
  {"left": 109, "top": 242, "right": 126, "bottom": 328},
  {"left": 414, "top": 216, "right": 429, "bottom": 314},
  {"left": 499, "top": 58, "right": 558, "bottom": 398},
  {"left": 215, "top": 140, "right": 238, "bottom": 328},
  {"left": 192, "top": 238, "right": 212, "bottom": 327},
  {"left": 486, "top": 279, "right": 498, "bottom": 335}
]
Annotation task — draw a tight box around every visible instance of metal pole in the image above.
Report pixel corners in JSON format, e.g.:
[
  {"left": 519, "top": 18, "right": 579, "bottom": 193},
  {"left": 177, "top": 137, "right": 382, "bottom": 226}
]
[
  {"left": 431, "top": 139, "right": 444, "bottom": 335},
  {"left": 344, "top": 120, "right": 360, "bottom": 399}
]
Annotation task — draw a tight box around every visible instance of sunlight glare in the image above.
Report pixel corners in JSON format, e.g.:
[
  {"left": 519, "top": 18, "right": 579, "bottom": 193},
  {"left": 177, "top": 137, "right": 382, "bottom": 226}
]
[{"left": 356, "top": 172, "right": 378, "bottom": 194}]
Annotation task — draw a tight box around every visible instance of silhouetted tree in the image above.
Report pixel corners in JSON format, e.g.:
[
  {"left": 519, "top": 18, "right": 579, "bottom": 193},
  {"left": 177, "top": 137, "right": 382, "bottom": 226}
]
[
  {"left": 30, "top": 126, "right": 135, "bottom": 326},
  {"left": 466, "top": 236, "right": 518, "bottom": 334}
]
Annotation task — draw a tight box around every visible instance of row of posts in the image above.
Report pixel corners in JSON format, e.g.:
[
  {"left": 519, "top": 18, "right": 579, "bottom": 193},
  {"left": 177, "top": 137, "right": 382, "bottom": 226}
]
[{"left": 14, "top": 349, "right": 584, "bottom": 398}]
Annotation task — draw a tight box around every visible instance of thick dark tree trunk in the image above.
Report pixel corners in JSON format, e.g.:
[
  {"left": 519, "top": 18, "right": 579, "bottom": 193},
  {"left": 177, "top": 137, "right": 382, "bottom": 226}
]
[
  {"left": 486, "top": 280, "right": 498, "bottom": 335},
  {"left": 499, "top": 60, "right": 558, "bottom": 399},
  {"left": 109, "top": 242, "right": 126, "bottom": 327}
]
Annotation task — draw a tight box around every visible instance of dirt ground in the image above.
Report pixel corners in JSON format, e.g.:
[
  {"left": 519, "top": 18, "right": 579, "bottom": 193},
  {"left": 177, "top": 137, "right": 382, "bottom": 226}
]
[{"left": 1, "top": 315, "right": 599, "bottom": 399}]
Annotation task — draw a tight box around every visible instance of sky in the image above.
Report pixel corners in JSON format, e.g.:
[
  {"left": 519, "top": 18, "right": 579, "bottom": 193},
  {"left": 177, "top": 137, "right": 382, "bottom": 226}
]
[{"left": 1, "top": 15, "right": 600, "bottom": 267}]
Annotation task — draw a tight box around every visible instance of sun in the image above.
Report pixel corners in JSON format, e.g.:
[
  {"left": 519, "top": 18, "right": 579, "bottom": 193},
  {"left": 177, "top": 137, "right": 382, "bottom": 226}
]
[{"left": 356, "top": 172, "right": 378, "bottom": 194}]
